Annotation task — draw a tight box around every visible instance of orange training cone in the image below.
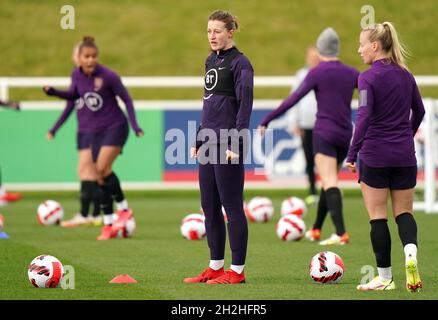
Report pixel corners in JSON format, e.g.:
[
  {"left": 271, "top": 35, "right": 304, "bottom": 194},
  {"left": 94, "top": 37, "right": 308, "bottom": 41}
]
[{"left": 109, "top": 274, "right": 138, "bottom": 283}]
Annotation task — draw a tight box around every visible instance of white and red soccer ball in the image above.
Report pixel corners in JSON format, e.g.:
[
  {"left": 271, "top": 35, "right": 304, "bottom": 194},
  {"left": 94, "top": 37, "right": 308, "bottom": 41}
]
[
  {"left": 37, "top": 200, "right": 63, "bottom": 226},
  {"left": 309, "top": 251, "right": 345, "bottom": 284},
  {"left": 276, "top": 214, "right": 306, "bottom": 241},
  {"left": 246, "top": 196, "right": 274, "bottom": 222},
  {"left": 281, "top": 196, "right": 307, "bottom": 218},
  {"left": 112, "top": 213, "right": 136, "bottom": 238},
  {"left": 180, "top": 213, "right": 206, "bottom": 240},
  {"left": 28, "top": 255, "right": 64, "bottom": 288}
]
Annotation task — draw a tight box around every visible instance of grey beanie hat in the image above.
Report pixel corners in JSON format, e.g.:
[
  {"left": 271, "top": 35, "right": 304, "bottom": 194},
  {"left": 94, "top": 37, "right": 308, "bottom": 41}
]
[{"left": 316, "top": 27, "right": 340, "bottom": 57}]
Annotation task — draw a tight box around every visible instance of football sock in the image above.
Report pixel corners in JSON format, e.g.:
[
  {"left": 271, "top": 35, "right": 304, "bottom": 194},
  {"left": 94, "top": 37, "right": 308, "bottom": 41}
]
[
  {"left": 103, "top": 172, "right": 125, "bottom": 203},
  {"left": 103, "top": 214, "right": 114, "bottom": 226},
  {"left": 370, "top": 219, "right": 391, "bottom": 268},
  {"left": 308, "top": 172, "right": 316, "bottom": 196},
  {"left": 209, "top": 259, "right": 224, "bottom": 271},
  {"left": 116, "top": 199, "right": 129, "bottom": 211},
  {"left": 395, "top": 212, "right": 418, "bottom": 247},
  {"left": 377, "top": 267, "right": 392, "bottom": 281},
  {"left": 325, "top": 187, "right": 346, "bottom": 235},
  {"left": 313, "top": 188, "right": 327, "bottom": 230},
  {"left": 91, "top": 181, "right": 101, "bottom": 217},
  {"left": 80, "top": 180, "right": 95, "bottom": 218},
  {"left": 98, "top": 184, "right": 114, "bottom": 221},
  {"left": 230, "top": 265, "right": 245, "bottom": 274},
  {"left": 404, "top": 243, "right": 418, "bottom": 263}
]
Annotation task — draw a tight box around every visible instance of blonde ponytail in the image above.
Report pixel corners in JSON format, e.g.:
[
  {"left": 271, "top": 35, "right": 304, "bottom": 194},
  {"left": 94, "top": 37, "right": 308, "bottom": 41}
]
[
  {"left": 363, "top": 22, "right": 410, "bottom": 70},
  {"left": 382, "top": 22, "right": 410, "bottom": 70}
]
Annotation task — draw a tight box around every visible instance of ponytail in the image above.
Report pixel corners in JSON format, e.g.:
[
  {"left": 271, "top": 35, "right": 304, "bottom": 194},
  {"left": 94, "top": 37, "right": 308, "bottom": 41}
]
[
  {"left": 363, "top": 22, "right": 410, "bottom": 70},
  {"left": 382, "top": 22, "right": 409, "bottom": 70}
]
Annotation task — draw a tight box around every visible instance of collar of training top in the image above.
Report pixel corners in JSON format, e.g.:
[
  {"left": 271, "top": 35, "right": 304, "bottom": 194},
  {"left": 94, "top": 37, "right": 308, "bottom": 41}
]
[
  {"left": 79, "top": 63, "right": 102, "bottom": 77},
  {"left": 213, "top": 46, "right": 238, "bottom": 57}
]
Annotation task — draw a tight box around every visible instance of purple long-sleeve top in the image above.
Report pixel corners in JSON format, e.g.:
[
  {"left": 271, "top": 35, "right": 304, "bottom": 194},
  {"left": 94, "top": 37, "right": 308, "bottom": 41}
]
[
  {"left": 197, "top": 47, "right": 254, "bottom": 152},
  {"left": 346, "top": 59, "right": 425, "bottom": 167},
  {"left": 47, "top": 64, "right": 141, "bottom": 134},
  {"left": 49, "top": 100, "right": 75, "bottom": 135},
  {"left": 260, "top": 61, "right": 359, "bottom": 147}
]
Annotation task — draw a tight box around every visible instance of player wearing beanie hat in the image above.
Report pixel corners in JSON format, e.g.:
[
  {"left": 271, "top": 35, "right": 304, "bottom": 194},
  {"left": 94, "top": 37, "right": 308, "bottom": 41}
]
[
  {"left": 316, "top": 27, "right": 340, "bottom": 57},
  {"left": 259, "top": 27, "right": 359, "bottom": 246}
]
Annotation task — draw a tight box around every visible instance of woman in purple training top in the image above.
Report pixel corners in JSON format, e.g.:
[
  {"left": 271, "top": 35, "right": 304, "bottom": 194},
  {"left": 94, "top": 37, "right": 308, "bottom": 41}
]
[
  {"left": 47, "top": 42, "right": 102, "bottom": 228},
  {"left": 43, "top": 36, "right": 143, "bottom": 240},
  {"left": 259, "top": 28, "right": 359, "bottom": 245},
  {"left": 347, "top": 22, "right": 424, "bottom": 292},
  {"left": 183, "top": 10, "right": 253, "bottom": 285}
]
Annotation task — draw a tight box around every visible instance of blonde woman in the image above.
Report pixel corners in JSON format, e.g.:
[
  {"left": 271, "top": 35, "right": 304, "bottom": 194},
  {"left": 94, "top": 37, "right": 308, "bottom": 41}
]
[{"left": 347, "top": 22, "right": 425, "bottom": 292}]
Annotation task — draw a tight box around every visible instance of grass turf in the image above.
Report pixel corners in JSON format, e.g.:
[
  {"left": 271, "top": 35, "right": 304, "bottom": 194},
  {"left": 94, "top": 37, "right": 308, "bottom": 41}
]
[{"left": 0, "top": 189, "right": 437, "bottom": 300}]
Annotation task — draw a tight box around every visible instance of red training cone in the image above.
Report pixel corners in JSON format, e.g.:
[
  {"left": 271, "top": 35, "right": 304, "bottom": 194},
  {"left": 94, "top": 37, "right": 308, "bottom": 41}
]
[{"left": 109, "top": 274, "right": 138, "bottom": 283}]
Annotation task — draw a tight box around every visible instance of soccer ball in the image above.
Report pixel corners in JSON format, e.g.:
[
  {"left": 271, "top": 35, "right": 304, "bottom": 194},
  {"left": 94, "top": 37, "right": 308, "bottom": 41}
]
[
  {"left": 281, "top": 196, "right": 307, "bottom": 218},
  {"left": 180, "top": 213, "right": 206, "bottom": 240},
  {"left": 28, "top": 255, "right": 64, "bottom": 288},
  {"left": 246, "top": 196, "right": 274, "bottom": 222},
  {"left": 112, "top": 213, "right": 136, "bottom": 238},
  {"left": 276, "top": 214, "right": 306, "bottom": 241},
  {"left": 309, "top": 251, "right": 344, "bottom": 284},
  {"left": 37, "top": 200, "right": 64, "bottom": 225}
]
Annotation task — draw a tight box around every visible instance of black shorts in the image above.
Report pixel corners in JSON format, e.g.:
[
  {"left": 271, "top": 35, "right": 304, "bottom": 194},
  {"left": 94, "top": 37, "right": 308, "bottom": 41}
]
[
  {"left": 359, "top": 161, "right": 417, "bottom": 190},
  {"left": 312, "top": 134, "right": 348, "bottom": 165},
  {"left": 77, "top": 121, "right": 129, "bottom": 162}
]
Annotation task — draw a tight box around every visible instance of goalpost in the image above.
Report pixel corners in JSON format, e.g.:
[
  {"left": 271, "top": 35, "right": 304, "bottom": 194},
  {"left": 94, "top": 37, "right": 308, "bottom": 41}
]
[{"left": 413, "top": 98, "right": 438, "bottom": 213}]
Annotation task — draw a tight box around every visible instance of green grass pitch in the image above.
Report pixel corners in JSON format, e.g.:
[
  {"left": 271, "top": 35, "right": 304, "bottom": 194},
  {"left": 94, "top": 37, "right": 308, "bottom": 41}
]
[{"left": 0, "top": 189, "right": 437, "bottom": 300}]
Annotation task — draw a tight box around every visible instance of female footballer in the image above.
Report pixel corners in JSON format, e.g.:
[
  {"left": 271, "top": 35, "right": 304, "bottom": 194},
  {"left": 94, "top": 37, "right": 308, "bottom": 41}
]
[
  {"left": 347, "top": 22, "right": 425, "bottom": 292},
  {"left": 259, "top": 28, "right": 359, "bottom": 245},
  {"left": 43, "top": 36, "right": 143, "bottom": 240},
  {"left": 184, "top": 10, "right": 254, "bottom": 284},
  {"left": 47, "top": 43, "right": 101, "bottom": 228}
]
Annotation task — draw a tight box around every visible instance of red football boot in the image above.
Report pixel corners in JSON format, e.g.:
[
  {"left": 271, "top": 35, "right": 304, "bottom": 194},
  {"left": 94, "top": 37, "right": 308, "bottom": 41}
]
[
  {"left": 97, "top": 225, "right": 118, "bottom": 240},
  {"left": 1, "top": 192, "right": 22, "bottom": 202},
  {"left": 112, "top": 209, "right": 133, "bottom": 232},
  {"left": 183, "top": 267, "right": 225, "bottom": 283},
  {"left": 206, "top": 269, "right": 245, "bottom": 284}
]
